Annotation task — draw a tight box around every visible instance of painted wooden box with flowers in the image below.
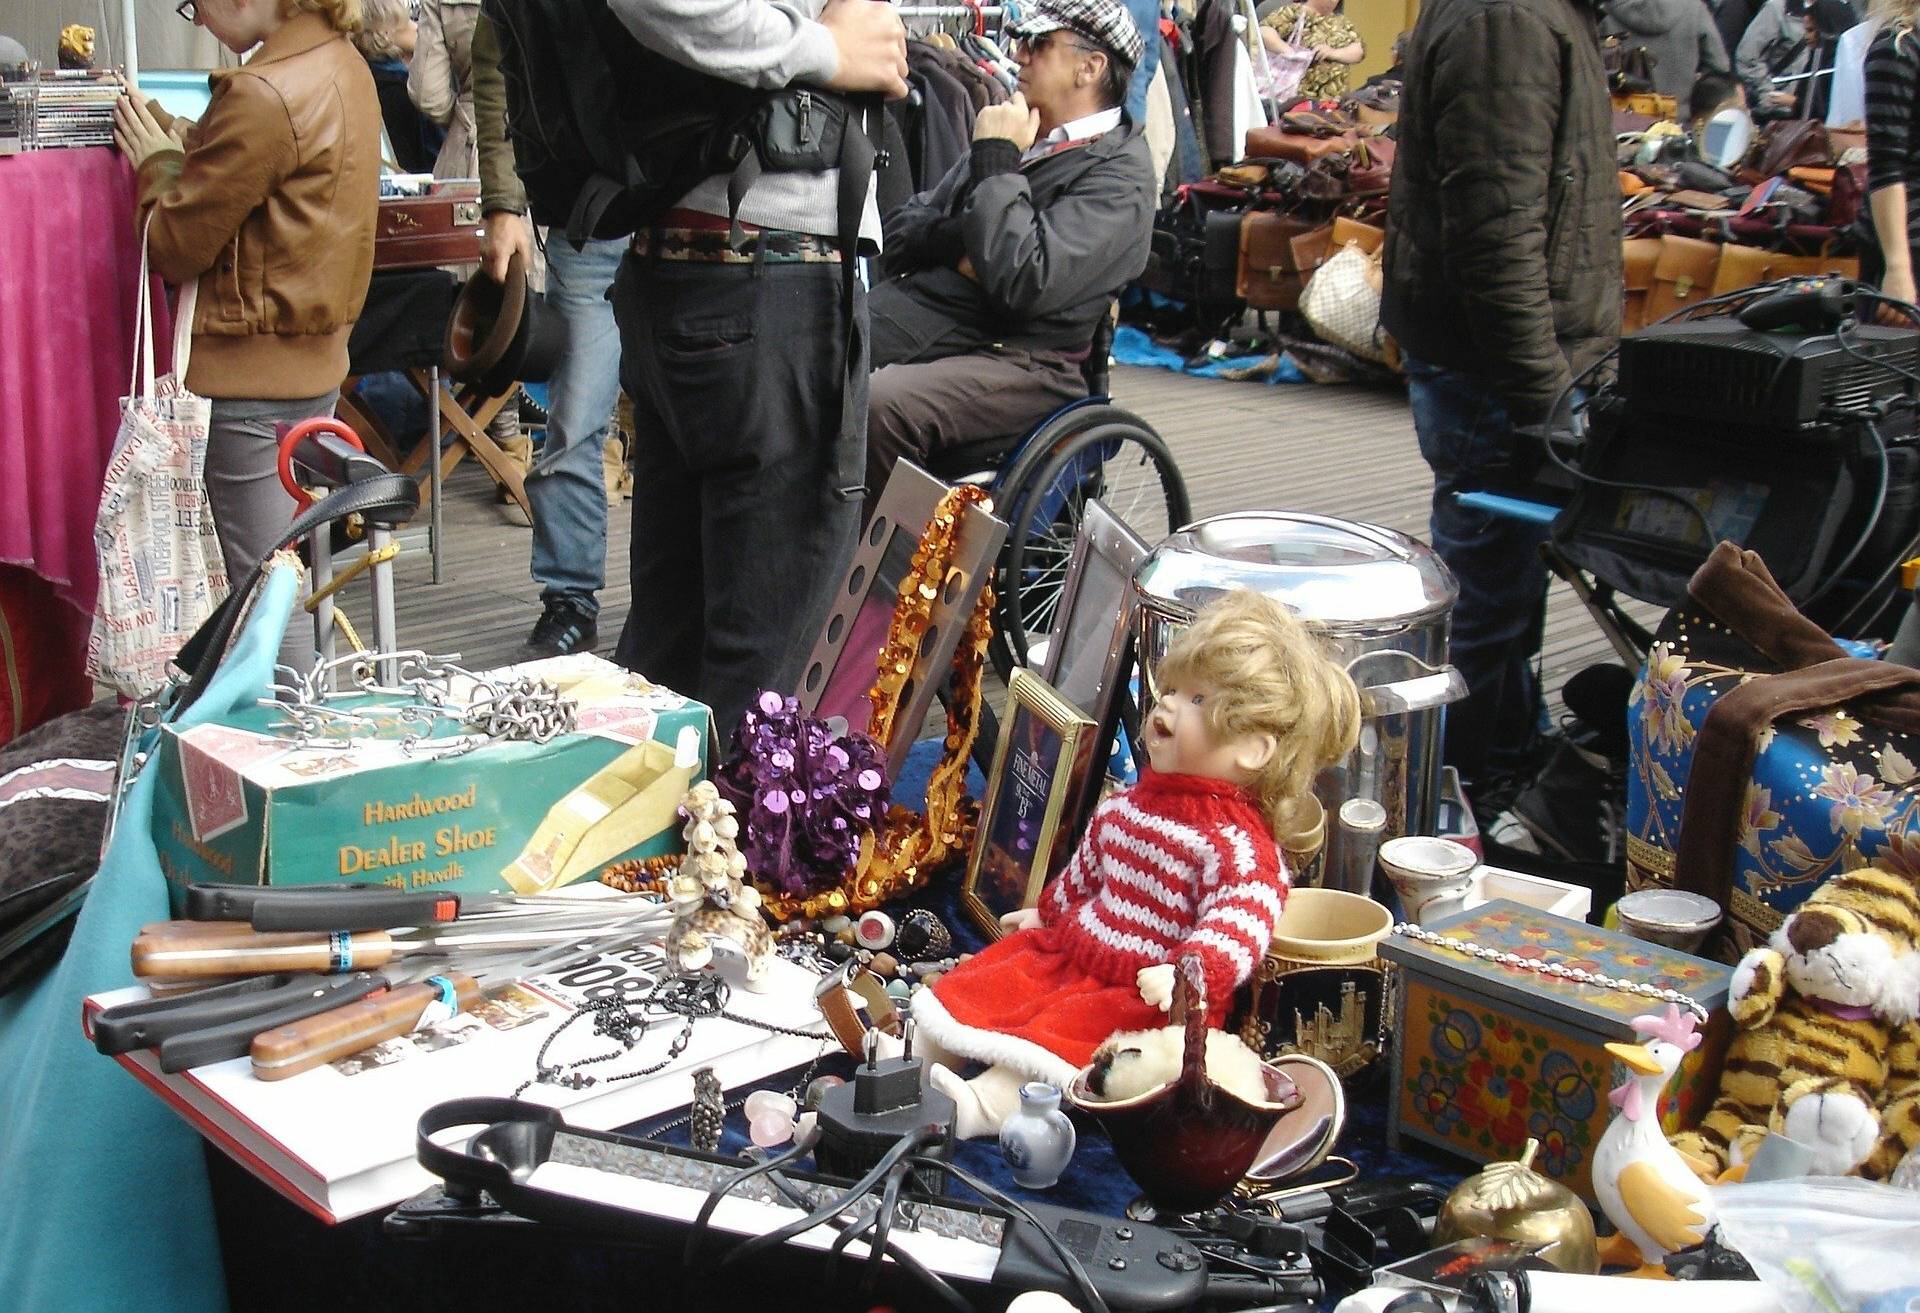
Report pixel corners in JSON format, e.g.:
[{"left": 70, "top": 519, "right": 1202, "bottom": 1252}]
[{"left": 1379, "top": 901, "right": 1732, "bottom": 1204}]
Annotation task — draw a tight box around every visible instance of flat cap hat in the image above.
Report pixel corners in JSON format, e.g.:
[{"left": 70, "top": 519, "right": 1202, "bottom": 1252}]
[{"left": 1010, "top": 0, "right": 1146, "bottom": 69}]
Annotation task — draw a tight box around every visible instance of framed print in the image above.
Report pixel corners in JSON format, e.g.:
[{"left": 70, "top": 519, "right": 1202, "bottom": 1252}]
[
  {"left": 961, "top": 669, "right": 1098, "bottom": 941},
  {"left": 794, "top": 460, "right": 1006, "bottom": 781},
  {"left": 1038, "top": 498, "right": 1151, "bottom": 841}
]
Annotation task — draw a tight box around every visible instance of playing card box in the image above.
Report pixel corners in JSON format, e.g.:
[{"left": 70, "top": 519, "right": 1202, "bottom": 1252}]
[
  {"left": 1378, "top": 900, "right": 1734, "bottom": 1203},
  {"left": 150, "top": 654, "right": 712, "bottom": 908}
]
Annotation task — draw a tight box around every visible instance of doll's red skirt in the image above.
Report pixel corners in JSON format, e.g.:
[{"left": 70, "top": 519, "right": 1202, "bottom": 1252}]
[{"left": 919, "top": 926, "right": 1168, "bottom": 1079}]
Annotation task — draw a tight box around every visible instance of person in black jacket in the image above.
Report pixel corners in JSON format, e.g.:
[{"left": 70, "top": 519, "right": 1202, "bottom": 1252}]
[
  {"left": 1379, "top": 0, "right": 1622, "bottom": 806},
  {"left": 861, "top": 0, "right": 1156, "bottom": 519}
]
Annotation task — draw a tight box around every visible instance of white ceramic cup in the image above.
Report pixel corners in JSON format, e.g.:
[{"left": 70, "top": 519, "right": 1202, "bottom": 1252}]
[{"left": 1377, "top": 835, "right": 1479, "bottom": 926}]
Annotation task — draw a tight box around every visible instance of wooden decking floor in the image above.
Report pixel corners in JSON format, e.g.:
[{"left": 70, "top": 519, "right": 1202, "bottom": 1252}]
[{"left": 341, "top": 365, "right": 1649, "bottom": 708}]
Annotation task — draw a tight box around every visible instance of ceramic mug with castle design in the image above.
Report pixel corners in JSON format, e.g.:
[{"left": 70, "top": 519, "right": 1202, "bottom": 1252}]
[{"left": 1229, "top": 888, "right": 1396, "bottom": 1081}]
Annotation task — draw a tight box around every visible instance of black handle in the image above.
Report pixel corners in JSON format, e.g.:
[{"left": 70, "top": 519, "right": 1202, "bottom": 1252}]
[
  {"left": 184, "top": 882, "right": 461, "bottom": 931},
  {"left": 157, "top": 972, "right": 388, "bottom": 1072},
  {"left": 94, "top": 973, "right": 292, "bottom": 1055},
  {"left": 416, "top": 1098, "right": 565, "bottom": 1197}
]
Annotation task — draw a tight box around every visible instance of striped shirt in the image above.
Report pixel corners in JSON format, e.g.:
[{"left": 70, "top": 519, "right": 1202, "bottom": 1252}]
[
  {"left": 1039, "top": 770, "right": 1286, "bottom": 1018},
  {"left": 1867, "top": 23, "right": 1920, "bottom": 246}
]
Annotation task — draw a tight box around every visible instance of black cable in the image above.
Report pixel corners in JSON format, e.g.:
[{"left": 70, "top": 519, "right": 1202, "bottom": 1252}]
[
  {"left": 1832, "top": 521, "right": 1920, "bottom": 633},
  {"left": 907, "top": 1154, "right": 1113, "bottom": 1313},
  {"left": 682, "top": 1122, "right": 823, "bottom": 1274},
  {"left": 761, "top": 1162, "right": 972, "bottom": 1313},
  {"left": 856, "top": 1148, "right": 915, "bottom": 1297},
  {"left": 1801, "top": 411, "right": 1891, "bottom": 608},
  {"left": 721, "top": 1126, "right": 942, "bottom": 1273}
]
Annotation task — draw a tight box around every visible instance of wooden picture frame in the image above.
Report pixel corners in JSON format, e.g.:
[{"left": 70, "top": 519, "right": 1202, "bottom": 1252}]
[
  {"left": 793, "top": 460, "right": 1006, "bottom": 781},
  {"left": 962, "top": 669, "right": 1098, "bottom": 941},
  {"left": 1038, "top": 498, "right": 1151, "bottom": 843}
]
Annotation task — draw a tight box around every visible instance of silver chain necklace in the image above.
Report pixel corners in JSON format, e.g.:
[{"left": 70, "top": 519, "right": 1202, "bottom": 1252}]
[{"left": 1390, "top": 922, "right": 1711, "bottom": 1022}]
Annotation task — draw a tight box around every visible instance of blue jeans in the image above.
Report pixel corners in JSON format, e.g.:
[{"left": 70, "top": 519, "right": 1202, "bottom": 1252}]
[
  {"left": 526, "top": 235, "right": 626, "bottom": 616},
  {"left": 1405, "top": 358, "right": 1551, "bottom": 786},
  {"left": 1123, "top": 0, "right": 1163, "bottom": 126}
]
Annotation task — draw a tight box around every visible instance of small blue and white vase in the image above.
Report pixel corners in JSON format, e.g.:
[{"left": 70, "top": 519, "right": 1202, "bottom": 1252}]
[{"left": 999, "top": 1081, "right": 1076, "bottom": 1189}]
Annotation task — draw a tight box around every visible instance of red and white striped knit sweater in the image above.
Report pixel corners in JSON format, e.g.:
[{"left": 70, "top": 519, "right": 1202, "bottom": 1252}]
[{"left": 1039, "top": 770, "right": 1286, "bottom": 1018}]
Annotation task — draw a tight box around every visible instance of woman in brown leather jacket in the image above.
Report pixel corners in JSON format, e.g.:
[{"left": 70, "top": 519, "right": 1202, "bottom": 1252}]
[{"left": 113, "top": 0, "right": 380, "bottom": 672}]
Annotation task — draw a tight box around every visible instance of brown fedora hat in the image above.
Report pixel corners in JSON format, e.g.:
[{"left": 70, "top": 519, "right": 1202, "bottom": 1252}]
[{"left": 444, "top": 249, "right": 530, "bottom": 394}]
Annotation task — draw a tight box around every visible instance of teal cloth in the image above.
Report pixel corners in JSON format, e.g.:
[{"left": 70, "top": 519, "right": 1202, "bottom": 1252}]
[{"left": 0, "top": 562, "right": 300, "bottom": 1313}]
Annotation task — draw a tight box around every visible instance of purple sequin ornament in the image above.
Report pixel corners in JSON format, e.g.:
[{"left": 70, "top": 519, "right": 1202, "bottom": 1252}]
[{"left": 714, "top": 691, "right": 892, "bottom": 896}]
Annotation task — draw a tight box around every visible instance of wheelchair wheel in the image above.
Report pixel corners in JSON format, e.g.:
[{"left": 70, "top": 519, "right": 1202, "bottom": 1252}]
[{"left": 991, "top": 410, "right": 1190, "bottom": 676}]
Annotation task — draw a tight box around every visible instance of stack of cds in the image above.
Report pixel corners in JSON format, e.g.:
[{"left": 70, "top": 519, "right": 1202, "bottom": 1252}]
[
  {"left": 27, "top": 70, "right": 123, "bottom": 149},
  {"left": 0, "top": 65, "right": 28, "bottom": 155}
]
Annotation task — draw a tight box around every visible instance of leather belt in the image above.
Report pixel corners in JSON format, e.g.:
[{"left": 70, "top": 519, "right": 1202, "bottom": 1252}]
[{"left": 632, "top": 226, "right": 843, "bottom": 264}]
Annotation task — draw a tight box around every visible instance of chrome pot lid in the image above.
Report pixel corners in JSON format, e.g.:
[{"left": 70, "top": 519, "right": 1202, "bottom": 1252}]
[{"left": 1134, "top": 512, "right": 1457, "bottom": 636}]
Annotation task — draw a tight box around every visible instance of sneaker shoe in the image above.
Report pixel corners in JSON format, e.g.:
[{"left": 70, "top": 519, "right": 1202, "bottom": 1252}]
[
  {"left": 526, "top": 598, "right": 597, "bottom": 657},
  {"left": 519, "top": 393, "right": 550, "bottom": 430}
]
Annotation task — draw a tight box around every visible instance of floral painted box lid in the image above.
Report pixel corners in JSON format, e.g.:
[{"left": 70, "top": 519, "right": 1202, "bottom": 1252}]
[{"left": 1379, "top": 900, "right": 1733, "bottom": 1032}]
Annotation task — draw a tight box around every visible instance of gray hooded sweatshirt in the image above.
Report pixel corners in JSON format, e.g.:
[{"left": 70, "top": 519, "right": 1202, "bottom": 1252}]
[{"left": 1606, "top": 0, "right": 1731, "bottom": 117}]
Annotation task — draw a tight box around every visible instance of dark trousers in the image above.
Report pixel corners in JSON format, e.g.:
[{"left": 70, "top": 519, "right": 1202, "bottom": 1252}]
[
  {"left": 863, "top": 347, "right": 1086, "bottom": 521},
  {"left": 1405, "top": 358, "right": 1551, "bottom": 787},
  {"left": 611, "top": 252, "right": 866, "bottom": 731}
]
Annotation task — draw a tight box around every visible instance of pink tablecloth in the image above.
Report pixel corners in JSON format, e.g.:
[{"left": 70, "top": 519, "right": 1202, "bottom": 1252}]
[{"left": 0, "top": 146, "right": 170, "bottom": 619}]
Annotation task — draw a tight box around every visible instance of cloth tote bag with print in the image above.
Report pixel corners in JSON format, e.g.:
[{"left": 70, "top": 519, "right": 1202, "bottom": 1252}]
[
  {"left": 1255, "top": 12, "right": 1314, "bottom": 107},
  {"left": 87, "top": 232, "right": 228, "bottom": 696}
]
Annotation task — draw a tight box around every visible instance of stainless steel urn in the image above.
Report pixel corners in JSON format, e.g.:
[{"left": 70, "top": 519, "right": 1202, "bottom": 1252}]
[{"left": 1132, "top": 512, "right": 1465, "bottom": 890}]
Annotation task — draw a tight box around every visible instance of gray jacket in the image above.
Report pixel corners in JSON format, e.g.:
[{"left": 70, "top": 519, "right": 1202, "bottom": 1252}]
[
  {"left": 1605, "top": 0, "right": 1730, "bottom": 117},
  {"left": 868, "top": 124, "right": 1156, "bottom": 363},
  {"left": 605, "top": 0, "right": 877, "bottom": 241},
  {"left": 1736, "top": 0, "right": 1809, "bottom": 100}
]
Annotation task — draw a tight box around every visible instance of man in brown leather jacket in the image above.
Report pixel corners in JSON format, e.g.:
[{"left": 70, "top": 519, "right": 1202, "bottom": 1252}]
[{"left": 1379, "top": 0, "right": 1622, "bottom": 808}]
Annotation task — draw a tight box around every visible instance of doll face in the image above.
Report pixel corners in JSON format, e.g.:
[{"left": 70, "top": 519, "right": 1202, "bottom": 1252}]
[{"left": 1146, "top": 680, "right": 1256, "bottom": 782}]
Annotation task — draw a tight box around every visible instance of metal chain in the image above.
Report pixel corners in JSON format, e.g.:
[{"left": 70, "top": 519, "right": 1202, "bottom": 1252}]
[
  {"left": 1389, "top": 922, "right": 1711, "bottom": 1022},
  {"left": 265, "top": 650, "right": 575, "bottom": 756}
]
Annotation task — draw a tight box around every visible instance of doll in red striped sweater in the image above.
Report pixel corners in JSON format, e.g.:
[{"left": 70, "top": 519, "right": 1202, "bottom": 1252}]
[{"left": 915, "top": 590, "right": 1362, "bottom": 1137}]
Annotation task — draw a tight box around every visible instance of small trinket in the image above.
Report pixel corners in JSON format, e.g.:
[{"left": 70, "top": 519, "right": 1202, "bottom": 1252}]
[
  {"left": 690, "top": 1067, "right": 725, "bottom": 1152},
  {"left": 823, "top": 940, "right": 854, "bottom": 964},
  {"left": 821, "top": 915, "right": 851, "bottom": 935},
  {"left": 894, "top": 908, "right": 953, "bottom": 962},
  {"left": 1434, "top": 1139, "right": 1599, "bottom": 1274},
  {"left": 804, "top": 1075, "right": 844, "bottom": 1109},
  {"left": 855, "top": 910, "right": 896, "bottom": 951},
  {"left": 744, "top": 1090, "right": 799, "bottom": 1147},
  {"left": 884, "top": 979, "right": 912, "bottom": 1002},
  {"left": 871, "top": 952, "right": 900, "bottom": 979},
  {"left": 1000, "top": 1082, "right": 1077, "bottom": 1189}
]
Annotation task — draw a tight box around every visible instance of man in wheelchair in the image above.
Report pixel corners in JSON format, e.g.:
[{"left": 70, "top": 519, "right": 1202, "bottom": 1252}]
[{"left": 860, "top": 0, "right": 1157, "bottom": 520}]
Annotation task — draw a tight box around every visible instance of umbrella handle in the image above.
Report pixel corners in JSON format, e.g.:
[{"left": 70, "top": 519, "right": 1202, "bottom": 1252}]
[{"left": 1175, "top": 953, "right": 1212, "bottom": 1110}]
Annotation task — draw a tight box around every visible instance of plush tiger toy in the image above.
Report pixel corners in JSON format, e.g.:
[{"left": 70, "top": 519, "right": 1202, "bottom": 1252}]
[{"left": 1668, "top": 865, "right": 1920, "bottom": 1179}]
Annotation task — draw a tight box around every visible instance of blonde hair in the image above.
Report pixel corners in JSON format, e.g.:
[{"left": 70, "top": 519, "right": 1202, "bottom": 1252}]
[
  {"left": 351, "top": 0, "right": 406, "bottom": 56},
  {"left": 1871, "top": 0, "right": 1919, "bottom": 42},
  {"left": 1154, "top": 589, "right": 1362, "bottom": 832},
  {"left": 289, "top": 0, "right": 364, "bottom": 36}
]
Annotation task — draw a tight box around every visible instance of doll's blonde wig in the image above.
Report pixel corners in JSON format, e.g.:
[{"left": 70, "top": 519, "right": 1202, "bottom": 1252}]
[{"left": 1153, "top": 589, "right": 1361, "bottom": 832}]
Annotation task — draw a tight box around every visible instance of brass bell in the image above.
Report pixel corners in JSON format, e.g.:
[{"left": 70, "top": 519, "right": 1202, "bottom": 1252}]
[{"left": 1432, "top": 1139, "right": 1598, "bottom": 1274}]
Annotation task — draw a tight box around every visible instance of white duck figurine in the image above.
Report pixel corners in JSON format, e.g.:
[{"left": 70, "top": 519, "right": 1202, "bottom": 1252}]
[{"left": 1592, "top": 1004, "right": 1713, "bottom": 1277}]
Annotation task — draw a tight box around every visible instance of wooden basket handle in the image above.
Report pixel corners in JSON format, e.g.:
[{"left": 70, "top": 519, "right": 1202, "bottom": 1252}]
[{"left": 1173, "top": 953, "right": 1212, "bottom": 1109}]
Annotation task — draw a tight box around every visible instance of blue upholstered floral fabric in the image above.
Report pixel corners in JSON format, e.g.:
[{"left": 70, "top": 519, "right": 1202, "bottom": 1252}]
[{"left": 1628, "top": 620, "right": 1910, "bottom": 940}]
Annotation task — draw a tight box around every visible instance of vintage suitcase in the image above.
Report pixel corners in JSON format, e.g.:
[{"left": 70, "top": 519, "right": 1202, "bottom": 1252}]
[
  {"left": 1237, "top": 210, "right": 1317, "bottom": 311},
  {"left": 374, "top": 181, "right": 484, "bottom": 272},
  {"left": 1380, "top": 900, "right": 1732, "bottom": 1204},
  {"left": 1708, "top": 242, "right": 1860, "bottom": 295}
]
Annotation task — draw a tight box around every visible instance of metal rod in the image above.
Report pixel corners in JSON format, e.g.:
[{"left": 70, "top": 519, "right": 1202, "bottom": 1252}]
[
  {"left": 368, "top": 524, "right": 400, "bottom": 686},
  {"left": 312, "top": 520, "right": 337, "bottom": 692},
  {"left": 429, "top": 364, "right": 445, "bottom": 585}
]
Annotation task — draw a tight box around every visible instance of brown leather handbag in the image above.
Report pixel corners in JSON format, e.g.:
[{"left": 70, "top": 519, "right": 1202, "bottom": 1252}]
[
  {"left": 1344, "top": 137, "right": 1395, "bottom": 197},
  {"left": 1644, "top": 234, "right": 1722, "bottom": 323},
  {"left": 1622, "top": 236, "right": 1661, "bottom": 332},
  {"left": 1244, "top": 123, "right": 1356, "bottom": 164},
  {"left": 1237, "top": 210, "right": 1317, "bottom": 311},
  {"left": 1290, "top": 225, "right": 1335, "bottom": 280},
  {"left": 1708, "top": 244, "right": 1860, "bottom": 295},
  {"left": 1745, "top": 119, "right": 1832, "bottom": 180},
  {"left": 1331, "top": 215, "right": 1384, "bottom": 254}
]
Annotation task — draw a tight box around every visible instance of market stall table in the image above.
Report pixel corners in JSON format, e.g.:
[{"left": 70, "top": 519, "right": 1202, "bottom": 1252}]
[{"left": 0, "top": 146, "right": 164, "bottom": 737}]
